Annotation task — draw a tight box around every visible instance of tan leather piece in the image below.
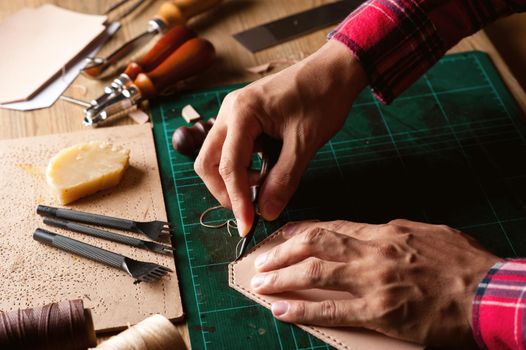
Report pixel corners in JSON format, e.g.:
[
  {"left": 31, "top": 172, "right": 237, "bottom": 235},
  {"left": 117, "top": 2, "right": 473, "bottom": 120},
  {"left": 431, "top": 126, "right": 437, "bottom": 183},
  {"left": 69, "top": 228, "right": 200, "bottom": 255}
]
[
  {"left": 0, "top": 4, "right": 106, "bottom": 104},
  {"left": 0, "top": 124, "right": 183, "bottom": 332},
  {"left": 229, "top": 228, "right": 423, "bottom": 350}
]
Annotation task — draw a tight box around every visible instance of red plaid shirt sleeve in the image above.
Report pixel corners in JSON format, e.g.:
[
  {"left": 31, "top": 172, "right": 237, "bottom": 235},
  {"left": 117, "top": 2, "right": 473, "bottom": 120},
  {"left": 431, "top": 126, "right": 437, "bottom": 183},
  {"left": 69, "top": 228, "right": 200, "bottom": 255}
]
[
  {"left": 473, "top": 259, "right": 526, "bottom": 349},
  {"left": 329, "top": 0, "right": 526, "bottom": 104},
  {"left": 329, "top": 1, "right": 526, "bottom": 348}
]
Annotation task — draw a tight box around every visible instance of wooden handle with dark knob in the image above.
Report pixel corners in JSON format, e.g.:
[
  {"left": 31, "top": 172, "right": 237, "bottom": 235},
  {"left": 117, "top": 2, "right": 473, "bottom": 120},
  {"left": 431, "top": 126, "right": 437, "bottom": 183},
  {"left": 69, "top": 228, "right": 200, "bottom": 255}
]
[
  {"left": 158, "top": 0, "right": 222, "bottom": 27},
  {"left": 172, "top": 118, "right": 215, "bottom": 156},
  {"left": 134, "top": 38, "right": 215, "bottom": 99},
  {"left": 122, "top": 25, "right": 195, "bottom": 80}
]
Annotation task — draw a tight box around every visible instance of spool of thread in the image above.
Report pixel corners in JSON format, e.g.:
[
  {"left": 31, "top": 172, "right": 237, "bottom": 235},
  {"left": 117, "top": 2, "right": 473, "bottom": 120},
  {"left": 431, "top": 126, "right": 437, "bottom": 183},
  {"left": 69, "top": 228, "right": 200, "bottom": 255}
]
[
  {"left": 0, "top": 299, "right": 96, "bottom": 350},
  {"left": 95, "top": 314, "right": 185, "bottom": 350},
  {"left": 172, "top": 118, "right": 215, "bottom": 157}
]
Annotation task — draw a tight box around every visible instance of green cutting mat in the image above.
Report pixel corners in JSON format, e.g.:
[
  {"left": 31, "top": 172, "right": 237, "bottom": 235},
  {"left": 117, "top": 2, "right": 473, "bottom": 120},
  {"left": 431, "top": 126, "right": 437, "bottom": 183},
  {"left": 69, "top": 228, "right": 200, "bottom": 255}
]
[{"left": 151, "top": 51, "right": 526, "bottom": 350}]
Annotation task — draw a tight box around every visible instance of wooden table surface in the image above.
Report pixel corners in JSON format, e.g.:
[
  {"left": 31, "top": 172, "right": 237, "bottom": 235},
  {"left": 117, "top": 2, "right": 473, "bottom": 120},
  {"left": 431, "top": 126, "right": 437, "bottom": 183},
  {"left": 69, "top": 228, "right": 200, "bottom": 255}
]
[
  {"left": 1, "top": 0, "right": 525, "bottom": 142},
  {"left": 1, "top": 0, "right": 525, "bottom": 347}
]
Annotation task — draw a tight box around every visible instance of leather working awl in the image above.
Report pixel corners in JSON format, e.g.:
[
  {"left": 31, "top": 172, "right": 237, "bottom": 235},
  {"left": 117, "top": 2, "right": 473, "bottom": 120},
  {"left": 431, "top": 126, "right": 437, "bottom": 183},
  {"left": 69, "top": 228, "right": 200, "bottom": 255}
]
[
  {"left": 84, "top": 36, "right": 215, "bottom": 126},
  {"left": 88, "top": 25, "right": 195, "bottom": 115},
  {"left": 62, "top": 26, "right": 215, "bottom": 126},
  {"left": 83, "top": 0, "right": 221, "bottom": 78}
]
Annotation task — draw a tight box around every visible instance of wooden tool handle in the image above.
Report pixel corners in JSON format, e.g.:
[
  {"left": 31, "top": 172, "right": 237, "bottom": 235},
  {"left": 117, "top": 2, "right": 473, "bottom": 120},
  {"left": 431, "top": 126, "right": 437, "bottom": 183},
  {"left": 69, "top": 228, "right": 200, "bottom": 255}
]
[
  {"left": 158, "top": 0, "right": 222, "bottom": 27},
  {"left": 134, "top": 38, "right": 215, "bottom": 99},
  {"left": 122, "top": 62, "right": 143, "bottom": 80},
  {"left": 123, "top": 26, "right": 195, "bottom": 80}
]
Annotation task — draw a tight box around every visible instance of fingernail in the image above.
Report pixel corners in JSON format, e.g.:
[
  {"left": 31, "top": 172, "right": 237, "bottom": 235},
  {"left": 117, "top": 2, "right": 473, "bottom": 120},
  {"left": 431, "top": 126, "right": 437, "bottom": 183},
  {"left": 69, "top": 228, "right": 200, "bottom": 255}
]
[
  {"left": 251, "top": 274, "right": 267, "bottom": 289},
  {"left": 261, "top": 200, "right": 282, "bottom": 221},
  {"left": 255, "top": 253, "right": 268, "bottom": 267},
  {"left": 271, "top": 301, "right": 289, "bottom": 316},
  {"left": 237, "top": 220, "right": 248, "bottom": 237}
]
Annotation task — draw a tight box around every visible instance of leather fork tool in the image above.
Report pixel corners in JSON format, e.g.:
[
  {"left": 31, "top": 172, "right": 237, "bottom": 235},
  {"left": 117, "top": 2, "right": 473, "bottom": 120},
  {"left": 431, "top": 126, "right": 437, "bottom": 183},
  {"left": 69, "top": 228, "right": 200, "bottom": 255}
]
[
  {"left": 33, "top": 229, "right": 172, "bottom": 283},
  {"left": 43, "top": 217, "right": 174, "bottom": 255},
  {"left": 37, "top": 205, "right": 174, "bottom": 242}
]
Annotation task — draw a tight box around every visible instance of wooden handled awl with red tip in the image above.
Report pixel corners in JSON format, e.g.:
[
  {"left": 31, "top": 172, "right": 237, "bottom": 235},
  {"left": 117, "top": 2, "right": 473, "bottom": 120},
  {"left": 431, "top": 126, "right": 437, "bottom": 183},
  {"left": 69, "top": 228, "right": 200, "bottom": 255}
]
[
  {"left": 83, "top": 0, "right": 221, "bottom": 78},
  {"left": 84, "top": 37, "right": 215, "bottom": 126},
  {"left": 90, "top": 25, "right": 195, "bottom": 110}
]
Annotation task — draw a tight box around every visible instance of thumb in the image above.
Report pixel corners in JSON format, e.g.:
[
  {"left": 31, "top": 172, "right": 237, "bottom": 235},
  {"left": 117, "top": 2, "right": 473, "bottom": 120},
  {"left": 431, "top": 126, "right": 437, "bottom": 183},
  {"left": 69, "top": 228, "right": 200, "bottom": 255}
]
[{"left": 259, "top": 135, "right": 313, "bottom": 220}]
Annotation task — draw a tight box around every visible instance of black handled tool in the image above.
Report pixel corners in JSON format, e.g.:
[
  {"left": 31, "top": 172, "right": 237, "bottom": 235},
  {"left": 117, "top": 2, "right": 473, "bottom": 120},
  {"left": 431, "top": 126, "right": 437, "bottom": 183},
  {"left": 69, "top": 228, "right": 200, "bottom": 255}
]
[
  {"left": 37, "top": 205, "right": 173, "bottom": 241},
  {"left": 33, "top": 229, "right": 171, "bottom": 283},
  {"left": 43, "top": 217, "right": 174, "bottom": 255}
]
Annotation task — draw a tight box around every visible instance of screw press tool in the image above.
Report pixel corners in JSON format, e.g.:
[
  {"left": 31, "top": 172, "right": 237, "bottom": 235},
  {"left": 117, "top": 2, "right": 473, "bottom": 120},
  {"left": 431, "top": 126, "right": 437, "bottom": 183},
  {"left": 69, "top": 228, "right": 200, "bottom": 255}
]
[{"left": 83, "top": 0, "right": 221, "bottom": 78}]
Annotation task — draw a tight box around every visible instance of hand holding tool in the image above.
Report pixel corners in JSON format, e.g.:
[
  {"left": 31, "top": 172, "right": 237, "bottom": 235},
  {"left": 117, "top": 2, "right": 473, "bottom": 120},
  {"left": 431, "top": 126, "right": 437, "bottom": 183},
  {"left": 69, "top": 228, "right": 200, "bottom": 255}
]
[
  {"left": 43, "top": 217, "right": 174, "bottom": 255},
  {"left": 234, "top": 139, "right": 281, "bottom": 261},
  {"left": 84, "top": 0, "right": 221, "bottom": 78},
  {"left": 84, "top": 37, "right": 215, "bottom": 126},
  {"left": 234, "top": 156, "right": 269, "bottom": 261},
  {"left": 37, "top": 205, "right": 174, "bottom": 241},
  {"left": 34, "top": 229, "right": 172, "bottom": 283}
]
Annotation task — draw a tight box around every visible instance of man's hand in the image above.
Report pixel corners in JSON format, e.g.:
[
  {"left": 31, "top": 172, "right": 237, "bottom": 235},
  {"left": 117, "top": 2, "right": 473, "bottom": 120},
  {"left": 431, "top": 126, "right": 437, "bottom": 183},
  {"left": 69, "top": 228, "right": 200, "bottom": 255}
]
[
  {"left": 251, "top": 220, "right": 499, "bottom": 348},
  {"left": 194, "top": 40, "right": 367, "bottom": 236}
]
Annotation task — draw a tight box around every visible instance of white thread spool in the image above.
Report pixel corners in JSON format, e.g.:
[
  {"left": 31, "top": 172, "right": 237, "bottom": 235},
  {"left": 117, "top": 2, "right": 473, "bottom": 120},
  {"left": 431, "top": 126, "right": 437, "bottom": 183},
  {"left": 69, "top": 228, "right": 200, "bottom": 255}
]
[{"left": 94, "top": 314, "right": 185, "bottom": 350}]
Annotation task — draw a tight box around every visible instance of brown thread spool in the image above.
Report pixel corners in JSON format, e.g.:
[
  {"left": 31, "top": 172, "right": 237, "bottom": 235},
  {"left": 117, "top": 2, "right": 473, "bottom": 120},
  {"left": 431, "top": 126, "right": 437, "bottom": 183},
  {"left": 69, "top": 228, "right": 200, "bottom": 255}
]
[
  {"left": 0, "top": 299, "right": 96, "bottom": 350},
  {"left": 172, "top": 118, "right": 215, "bottom": 157}
]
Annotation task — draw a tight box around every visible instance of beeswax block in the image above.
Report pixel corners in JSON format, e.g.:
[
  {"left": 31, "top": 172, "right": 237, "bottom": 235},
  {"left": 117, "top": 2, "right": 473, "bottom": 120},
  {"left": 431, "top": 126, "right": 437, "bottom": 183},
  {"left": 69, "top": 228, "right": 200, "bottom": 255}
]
[{"left": 46, "top": 142, "right": 129, "bottom": 204}]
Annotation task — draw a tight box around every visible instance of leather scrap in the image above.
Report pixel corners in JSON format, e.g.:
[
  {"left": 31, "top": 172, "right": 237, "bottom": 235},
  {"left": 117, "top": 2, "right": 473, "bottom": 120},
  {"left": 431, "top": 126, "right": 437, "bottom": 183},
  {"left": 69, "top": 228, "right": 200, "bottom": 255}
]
[{"left": 0, "top": 4, "right": 106, "bottom": 104}]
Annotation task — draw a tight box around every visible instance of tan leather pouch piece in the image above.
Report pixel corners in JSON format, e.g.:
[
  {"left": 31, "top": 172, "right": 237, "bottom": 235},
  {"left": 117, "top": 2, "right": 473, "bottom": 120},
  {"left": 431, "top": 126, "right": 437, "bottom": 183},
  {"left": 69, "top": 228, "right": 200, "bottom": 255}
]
[
  {"left": 0, "top": 4, "right": 106, "bottom": 104},
  {"left": 229, "top": 228, "right": 423, "bottom": 350}
]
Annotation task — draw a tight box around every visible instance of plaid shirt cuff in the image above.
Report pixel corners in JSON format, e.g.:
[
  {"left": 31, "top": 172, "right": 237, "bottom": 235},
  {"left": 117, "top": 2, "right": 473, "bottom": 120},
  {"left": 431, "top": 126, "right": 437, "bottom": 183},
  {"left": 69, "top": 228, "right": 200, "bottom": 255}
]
[
  {"left": 329, "top": 0, "right": 526, "bottom": 104},
  {"left": 472, "top": 259, "right": 526, "bottom": 350}
]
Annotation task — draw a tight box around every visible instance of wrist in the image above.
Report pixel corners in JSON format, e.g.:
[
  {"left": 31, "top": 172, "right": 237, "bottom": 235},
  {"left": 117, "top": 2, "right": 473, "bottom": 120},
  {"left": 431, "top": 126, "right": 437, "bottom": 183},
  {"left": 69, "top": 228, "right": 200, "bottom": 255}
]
[
  {"left": 471, "top": 259, "right": 522, "bottom": 349},
  {"left": 468, "top": 256, "right": 501, "bottom": 325},
  {"left": 304, "top": 39, "right": 368, "bottom": 102}
]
